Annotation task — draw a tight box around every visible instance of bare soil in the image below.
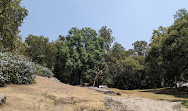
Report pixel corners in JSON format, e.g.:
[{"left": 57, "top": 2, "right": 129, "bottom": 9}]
[
  {"left": 0, "top": 76, "right": 187, "bottom": 111},
  {"left": 0, "top": 76, "right": 107, "bottom": 111}
]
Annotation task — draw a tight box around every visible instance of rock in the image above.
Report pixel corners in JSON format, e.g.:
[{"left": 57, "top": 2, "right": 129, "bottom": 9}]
[
  {"left": 99, "top": 85, "right": 109, "bottom": 89},
  {"left": 0, "top": 93, "right": 6, "bottom": 104},
  {"left": 90, "top": 87, "right": 109, "bottom": 92},
  {"left": 182, "top": 83, "right": 188, "bottom": 88},
  {"left": 90, "top": 87, "right": 121, "bottom": 96},
  {"left": 104, "top": 91, "right": 121, "bottom": 96},
  {"left": 105, "top": 96, "right": 184, "bottom": 111}
]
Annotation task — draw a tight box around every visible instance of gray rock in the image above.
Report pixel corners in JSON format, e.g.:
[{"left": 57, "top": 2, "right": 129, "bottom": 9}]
[
  {"left": 90, "top": 87, "right": 121, "bottom": 96},
  {"left": 182, "top": 83, "right": 188, "bottom": 87},
  {"left": 104, "top": 91, "right": 121, "bottom": 96},
  {"left": 90, "top": 87, "right": 110, "bottom": 92},
  {"left": 105, "top": 96, "right": 184, "bottom": 111},
  {"left": 99, "top": 85, "right": 109, "bottom": 89},
  {"left": 0, "top": 93, "right": 6, "bottom": 104}
]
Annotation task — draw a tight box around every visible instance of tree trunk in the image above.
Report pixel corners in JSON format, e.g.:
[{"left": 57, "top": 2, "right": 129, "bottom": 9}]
[{"left": 93, "top": 73, "right": 99, "bottom": 87}]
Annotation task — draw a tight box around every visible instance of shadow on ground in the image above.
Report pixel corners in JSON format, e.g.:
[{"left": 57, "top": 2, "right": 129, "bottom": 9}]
[{"left": 140, "top": 88, "right": 188, "bottom": 108}]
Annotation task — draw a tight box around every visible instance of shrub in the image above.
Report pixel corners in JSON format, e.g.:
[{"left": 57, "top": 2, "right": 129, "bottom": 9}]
[
  {"left": 0, "top": 52, "right": 36, "bottom": 86},
  {"left": 0, "top": 52, "right": 54, "bottom": 86},
  {"left": 35, "top": 65, "right": 54, "bottom": 78}
]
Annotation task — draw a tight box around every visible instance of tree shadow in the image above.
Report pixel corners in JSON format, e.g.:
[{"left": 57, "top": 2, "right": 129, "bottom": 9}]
[
  {"left": 140, "top": 88, "right": 188, "bottom": 108},
  {"left": 141, "top": 88, "right": 188, "bottom": 98}
]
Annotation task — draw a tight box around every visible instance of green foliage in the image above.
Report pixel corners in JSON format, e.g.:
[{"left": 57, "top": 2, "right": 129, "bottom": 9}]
[
  {"left": 0, "top": 0, "right": 28, "bottom": 52},
  {"left": 104, "top": 41, "right": 147, "bottom": 89},
  {"left": 0, "top": 52, "right": 36, "bottom": 86},
  {"left": 108, "top": 42, "right": 126, "bottom": 62},
  {"left": 145, "top": 26, "right": 167, "bottom": 88},
  {"left": 25, "top": 34, "right": 57, "bottom": 69},
  {"left": 35, "top": 65, "right": 54, "bottom": 78},
  {"left": 1, "top": 1, "right": 186, "bottom": 91},
  {"left": 0, "top": 52, "right": 54, "bottom": 86},
  {"left": 112, "top": 57, "right": 145, "bottom": 89},
  {"left": 146, "top": 9, "right": 188, "bottom": 87},
  {"left": 161, "top": 9, "right": 188, "bottom": 83},
  {"left": 54, "top": 27, "right": 106, "bottom": 85},
  {"left": 99, "top": 26, "right": 114, "bottom": 52},
  {"left": 105, "top": 9, "right": 188, "bottom": 89},
  {"left": 132, "top": 40, "right": 148, "bottom": 56}
]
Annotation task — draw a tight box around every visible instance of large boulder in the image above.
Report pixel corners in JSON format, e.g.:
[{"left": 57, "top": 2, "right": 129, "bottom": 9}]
[
  {"left": 0, "top": 93, "right": 6, "bottom": 104},
  {"left": 105, "top": 96, "right": 183, "bottom": 111}
]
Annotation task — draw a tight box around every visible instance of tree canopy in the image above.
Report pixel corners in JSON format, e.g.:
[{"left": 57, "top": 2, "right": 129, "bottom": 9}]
[
  {"left": 0, "top": 0, "right": 28, "bottom": 52},
  {"left": 0, "top": 2, "right": 187, "bottom": 90},
  {"left": 54, "top": 27, "right": 106, "bottom": 85}
]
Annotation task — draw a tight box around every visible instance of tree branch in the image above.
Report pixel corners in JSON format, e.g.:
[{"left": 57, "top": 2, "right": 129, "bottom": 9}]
[
  {"left": 0, "top": 1, "right": 9, "bottom": 15},
  {"left": 0, "top": 9, "right": 5, "bottom": 15}
]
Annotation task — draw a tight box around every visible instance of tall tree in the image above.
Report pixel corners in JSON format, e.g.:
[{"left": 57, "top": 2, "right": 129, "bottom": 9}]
[
  {"left": 146, "top": 9, "right": 188, "bottom": 87},
  {"left": 113, "top": 57, "right": 144, "bottom": 89},
  {"left": 0, "top": 0, "right": 28, "bottom": 52},
  {"left": 54, "top": 27, "right": 106, "bottom": 85},
  {"left": 108, "top": 42, "right": 126, "bottom": 62},
  {"left": 25, "top": 35, "right": 57, "bottom": 69},
  {"left": 132, "top": 40, "right": 148, "bottom": 56},
  {"left": 161, "top": 9, "right": 188, "bottom": 83},
  {"left": 145, "top": 26, "right": 167, "bottom": 88},
  {"left": 99, "top": 26, "right": 114, "bottom": 53}
]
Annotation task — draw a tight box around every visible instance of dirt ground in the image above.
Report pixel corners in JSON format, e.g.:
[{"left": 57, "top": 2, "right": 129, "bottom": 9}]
[
  {"left": 0, "top": 76, "right": 108, "bottom": 111},
  {"left": 0, "top": 76, "right": 187, "bottom": 111}
]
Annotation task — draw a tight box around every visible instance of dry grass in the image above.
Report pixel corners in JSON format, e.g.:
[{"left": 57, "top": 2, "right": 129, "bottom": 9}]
[
  {"left": 1, "top": 76, "right": 187, "bottom": 111},
  {"left": 0, "top": 76, "right": 107, "bottom": 111},
  {"left": 111, "top": 88, "right": 188, "bottom": 111}
]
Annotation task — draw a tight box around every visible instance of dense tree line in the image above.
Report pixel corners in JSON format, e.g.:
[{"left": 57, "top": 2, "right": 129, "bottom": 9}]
[
  {"left": 145, "top": 9, "right": 188, "bottom": 88},
  {"left": 0, "top": 1, "right": 187, "bottom": 89}
]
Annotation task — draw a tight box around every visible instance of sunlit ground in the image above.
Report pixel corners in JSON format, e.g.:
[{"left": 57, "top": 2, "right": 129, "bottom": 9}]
[{"left": 111, "top": 88, "right": 188, "bottom": 111}]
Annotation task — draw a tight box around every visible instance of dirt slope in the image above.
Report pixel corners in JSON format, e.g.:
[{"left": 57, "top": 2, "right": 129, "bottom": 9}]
[{"left": 0, "top": 76, "right": 107, "bottom": 111}]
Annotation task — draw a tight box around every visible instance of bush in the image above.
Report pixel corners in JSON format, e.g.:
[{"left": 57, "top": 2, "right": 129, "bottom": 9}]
[
  {"left": 0, "top": 52, "right": 54, "bottom": 86},
  {"left": 35, "top": 65, "right": 54, "bottom": 78}
]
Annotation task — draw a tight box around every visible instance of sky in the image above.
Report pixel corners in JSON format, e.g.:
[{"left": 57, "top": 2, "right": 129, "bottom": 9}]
[{"left": 19, "top": 0, "right": 188, "bottom": 49}]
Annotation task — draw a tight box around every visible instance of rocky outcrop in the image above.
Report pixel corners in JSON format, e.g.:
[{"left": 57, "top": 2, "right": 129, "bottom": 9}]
[
  {"left": 0, "top": 93, "right": 6, "bottom": 104},
  {"left": 90, "top": 87, "right": 121, "bottom": 96},
  {"left": 105, "top": 96, "right": 184, "bottom": 111}
]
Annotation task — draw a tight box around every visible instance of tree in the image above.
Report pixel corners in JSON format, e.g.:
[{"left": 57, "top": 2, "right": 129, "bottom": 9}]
[
  {"left": 25, "top": 35, "right": 57, "bottom": 69},
  {"left": 113, "top": 57, "right": 144, "bottom": 89},
  {"left": 173, "top": 8, "right": 187, "bottom": 20},
  {"left": 132, "top": 41, "right": 148, "bottom": 56},
  {"left": 54, "top": 27, "right": 106, "bottom": 85},
  {"left": 0, "top": 0, "right": 28, "bottom": 52},
  {"left": 125, "top": 49, "right": 136, "bottom": 57},
  {"left": 145, "top": 26, "right": 167, "bottom": 88},
  {"left": 106, "top": 42, "right": 126, "bottom": 62},
  {"left": 160, "top": 9, "right": 188, "bottom": 83},
  {"left": 145, "top": 9, "right": 188, "bottom": 87},
  {"left": 99, "top": 26, "right": 114, "bottom": 53}
]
